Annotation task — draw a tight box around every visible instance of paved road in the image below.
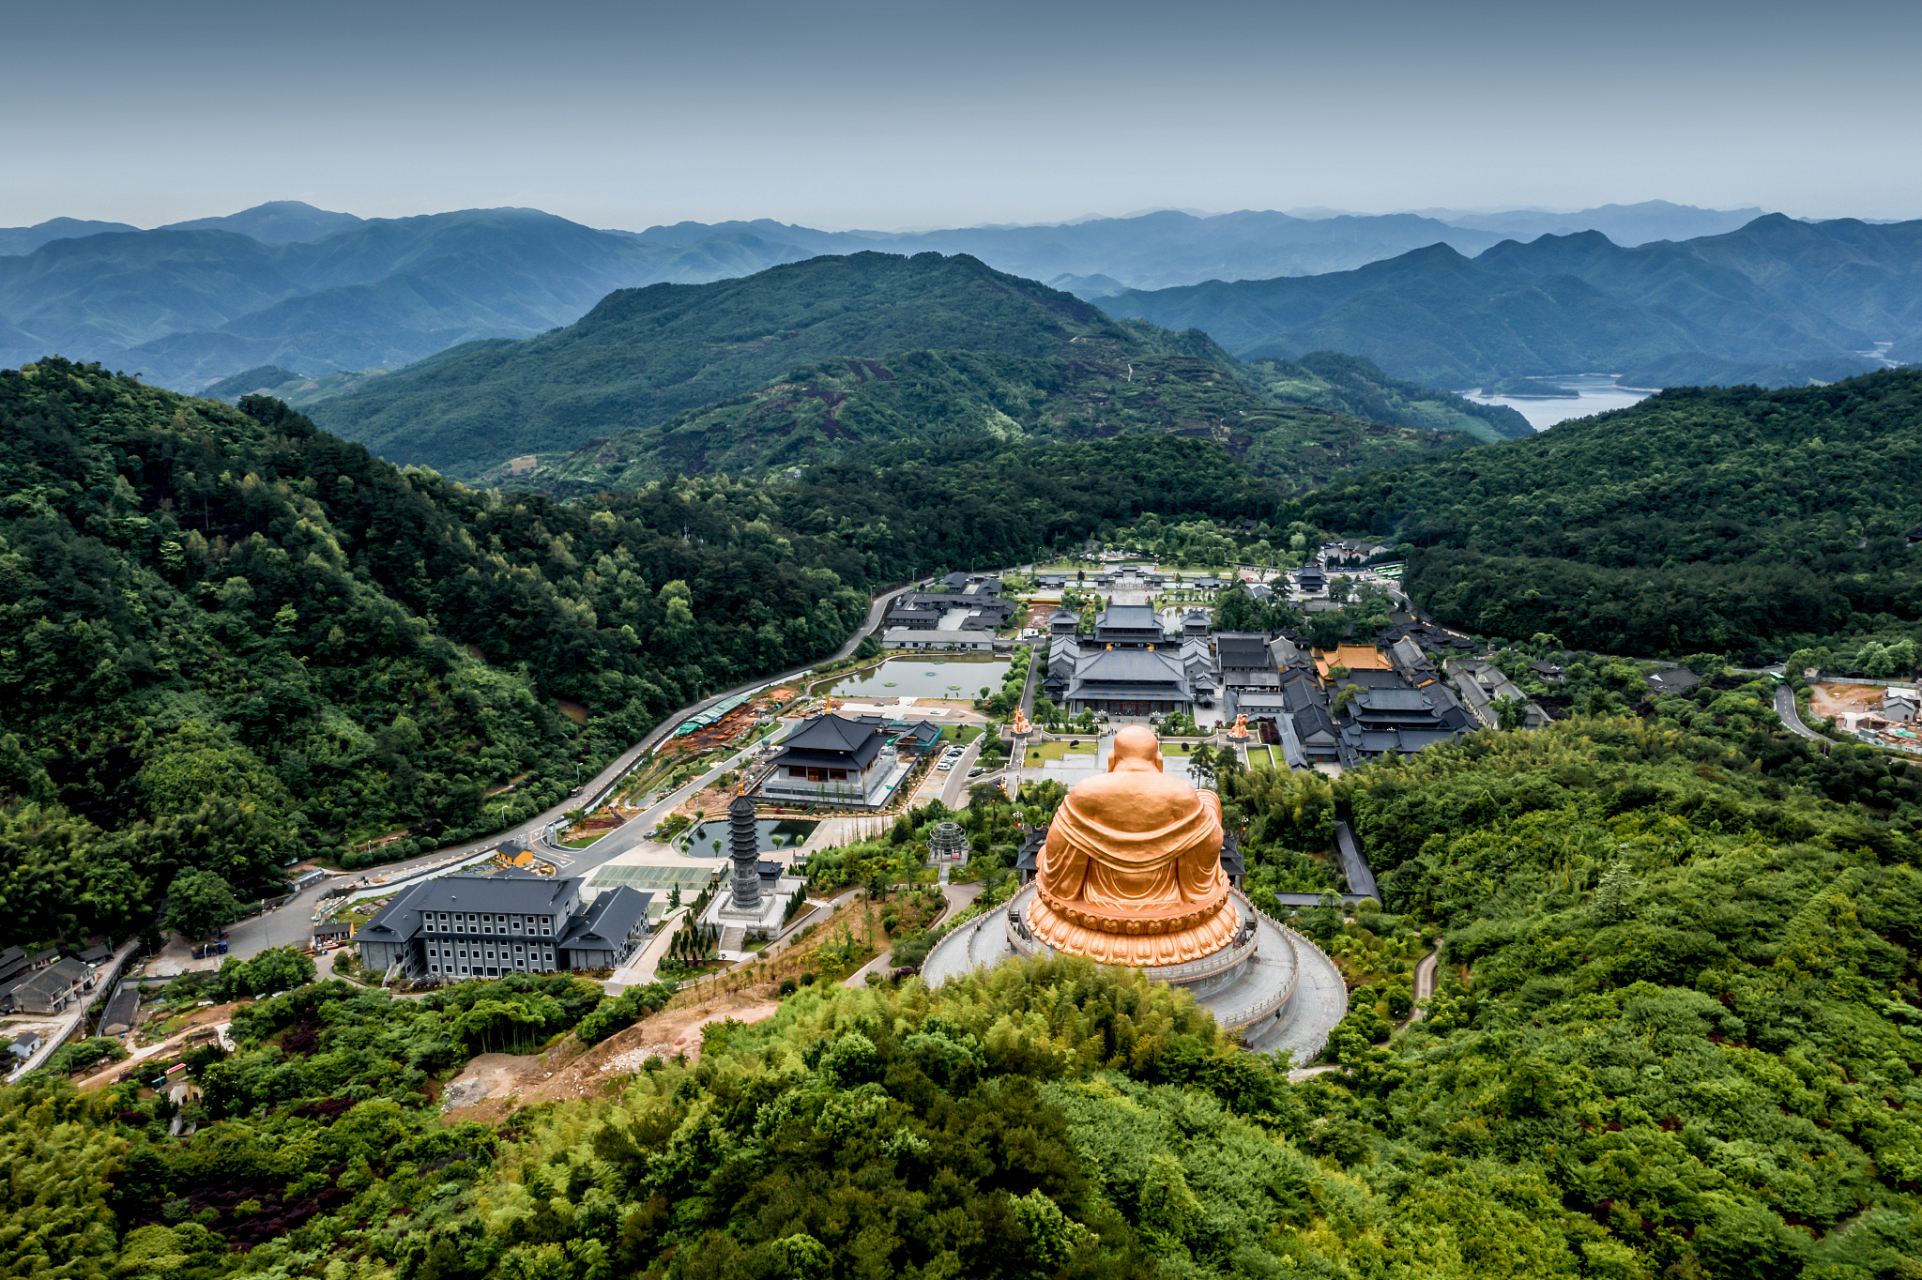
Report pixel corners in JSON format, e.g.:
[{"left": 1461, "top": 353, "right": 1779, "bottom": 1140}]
[
  {"left": 1406, "top": 947, "right": 1439, "bottom": 1026},
  {"left": 226, "top": 579, "right": 924, "bottom": 961},
  {"left": 1775, "top": 685, "right": 1827, "bottom": 743}
]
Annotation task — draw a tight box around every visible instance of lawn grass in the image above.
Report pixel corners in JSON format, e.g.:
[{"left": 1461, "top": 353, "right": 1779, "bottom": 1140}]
[{"left": 1025, "top": 738, "right": 1099, "bottom": 763}]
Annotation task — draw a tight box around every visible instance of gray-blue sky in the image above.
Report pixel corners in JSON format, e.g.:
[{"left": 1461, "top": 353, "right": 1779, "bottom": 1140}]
[{"left": 5, "top": 0, "right": 1919, "bottom": 229}]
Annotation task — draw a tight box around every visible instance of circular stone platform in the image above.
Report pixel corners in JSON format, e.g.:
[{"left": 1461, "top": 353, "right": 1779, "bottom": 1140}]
[{"left": 921, "top": 884, "right": 1347, "bottom": 1061}]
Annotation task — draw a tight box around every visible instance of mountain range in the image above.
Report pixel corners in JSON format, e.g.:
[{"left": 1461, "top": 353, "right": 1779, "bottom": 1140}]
[
  {"left": 0, "top": 199, "right": 1792, "bottom": 395},
  {"left": 289, "top": 250, "right": 1524, "bottom": 484},
  {"left": 1414, "top": 200, "right": 1769, "bottom": 246},
  {"left": 0, "top": 205, "right": 813, "bottom": 388},
  {"left": 1097, "top": 215, "right": 1915, "bottom": 389}
]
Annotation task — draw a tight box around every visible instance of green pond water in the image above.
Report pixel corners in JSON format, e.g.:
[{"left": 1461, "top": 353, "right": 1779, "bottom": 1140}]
[
  {"left": 823, "top": 655, "right": 1012, "bottom": 700},
  {"left": 683, "top": 818, "right": 819, "bottom": 857}
]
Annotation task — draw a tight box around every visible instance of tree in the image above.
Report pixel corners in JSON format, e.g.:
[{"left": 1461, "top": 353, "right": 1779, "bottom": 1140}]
[
  {"left": 1592, "top": 859, "right": 1640, "bottom": 922},
  {"left": 1494, "top": 695, "right": 1528, "bottom": 731},
  {"left": 1308, "top": 613, "right": 1347, "bottom": 650},
  {"left": 1189, "top": 744, "right": 1218, "bottom": 790},
  {"left": 165, "top": 870, "right": 240, "bottom": 941}
]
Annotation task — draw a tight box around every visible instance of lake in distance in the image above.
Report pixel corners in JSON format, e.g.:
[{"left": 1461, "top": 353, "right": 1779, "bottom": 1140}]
[{"left": 1462, "top": 374, "right": 1652, "bottom": 431}]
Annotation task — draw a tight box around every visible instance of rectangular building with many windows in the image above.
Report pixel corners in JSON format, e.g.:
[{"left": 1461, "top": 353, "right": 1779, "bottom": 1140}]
[{"left": 351, "top": 872, "right": 651, "bottom": 981}]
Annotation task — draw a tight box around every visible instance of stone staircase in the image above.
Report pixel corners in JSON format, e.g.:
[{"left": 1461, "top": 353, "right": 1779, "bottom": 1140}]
[{"left": 720, "top": 926, "right": 747, "bottom": 952}]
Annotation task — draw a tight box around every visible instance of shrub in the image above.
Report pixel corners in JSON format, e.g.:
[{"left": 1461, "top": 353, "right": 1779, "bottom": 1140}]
[
  {"left": 43, "top": 1037, "right": 127, "bottom": 1077},
  {"left": 575, "top": 982, "right": 674, "bottom": 1046}
]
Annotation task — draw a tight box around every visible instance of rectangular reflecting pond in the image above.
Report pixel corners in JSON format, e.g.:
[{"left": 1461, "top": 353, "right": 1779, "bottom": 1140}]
[
  {"left": 681, "top": 817, "right": 819, "bottom": 857},
  {"left": 822, "top": 655, "right": 1011, "bottom": 700}
]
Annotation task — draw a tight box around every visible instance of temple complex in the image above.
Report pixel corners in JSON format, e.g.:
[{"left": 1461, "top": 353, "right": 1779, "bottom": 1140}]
[{"left": 922, "top": 726, "right": 1347, "bottom": 1058}]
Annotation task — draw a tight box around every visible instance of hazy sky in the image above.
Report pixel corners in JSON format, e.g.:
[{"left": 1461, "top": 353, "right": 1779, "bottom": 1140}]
[{"left": 5, "top": 0, "right": 1919, "bottom": 230}]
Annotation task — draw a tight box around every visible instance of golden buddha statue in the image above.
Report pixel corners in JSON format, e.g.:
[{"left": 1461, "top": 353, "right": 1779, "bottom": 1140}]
[
  {"left": 1029, "top": 725, "right": 1235, "bottom": 966},
  {"left": 1012, "top": 708, "right": 1032, "bottom": 735}
]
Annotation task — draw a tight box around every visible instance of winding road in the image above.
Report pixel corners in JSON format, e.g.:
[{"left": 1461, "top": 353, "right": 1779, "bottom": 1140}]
[
  {"left": 225, "top": 579, "right": 927, "bottom": 961},
  {"left": 1774, "top": 685, "right": 1826, "bottom": 743},
  {"left": 1407, "top": 947, "right": 1438, "bottom": 1025}
]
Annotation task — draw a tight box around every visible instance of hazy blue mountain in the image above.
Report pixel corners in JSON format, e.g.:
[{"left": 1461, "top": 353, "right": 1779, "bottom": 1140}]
[
  {"left": 1100, "top": 243, "right": 1698, "bottom": 387},
  {"left": 621, "top": 205, "right": 1772, "bottom": 291},
  {"left": 1667, "top": 214, "right": 1922, "bottom": 338},
  {"left": 0, "top": 229, "right": 305, "bottom": 355},
  {"left": 159, "top": 200, "right": 365, "bottom": 244},
  {"left": 1047, "top": 272, "right": 1129, "bottom": 299},
  {"left": 631, "top": 209, "right": 1509, "bottom": 289},
  {"left": 1477, "top": 228, "right": 1874, "bottom": 361},
  {"left": 1434, "top": 200, "right": 1768, "bottom": 246},
  {"left": 0, "top": 207, "right": 810, "bottom": 388},
  {"left": 0, "top": 216, "right": 140, "bottom": 257},
  {"left": 1099, "top": 216, "right": 1922, "bottom": 389}
]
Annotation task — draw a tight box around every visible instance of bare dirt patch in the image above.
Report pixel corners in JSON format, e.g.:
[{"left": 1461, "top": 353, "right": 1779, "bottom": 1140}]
[
  {"left": 436, "top": 989, "right": 785, "bottom": 1124},
  {"left": 1810, "top": 683, "right": 1891, "bottom": 718},
  {"left": 75, "top": 1001, "right": 245, "bottom": 1091}
]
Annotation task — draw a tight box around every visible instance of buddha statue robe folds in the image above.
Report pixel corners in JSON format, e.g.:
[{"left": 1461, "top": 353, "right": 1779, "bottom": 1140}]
[{"left": 1029, "top": 725, "right": 1237, "bottom": 966}]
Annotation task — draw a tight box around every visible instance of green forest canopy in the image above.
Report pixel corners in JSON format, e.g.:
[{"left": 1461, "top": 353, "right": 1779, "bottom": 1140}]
[
  {"left": 0, "top": 359, "right": 1276, "bottom": 947},
  {"left": 309, "top": 251, "right": 1119, "bottom": 478},
  {"left": 530, "top": 333, "right": 1476, "bottom": 497},
  {"left": 1301, "top": 368, "right": 1922, "bottom": 656},
  {"left": 7, "top": 715, "right": 1922, "bottom": 1279}
]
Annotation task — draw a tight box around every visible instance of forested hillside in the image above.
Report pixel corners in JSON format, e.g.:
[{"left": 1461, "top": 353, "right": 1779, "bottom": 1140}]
[
  {"left": 0, "top": 360, "right": 1275, "bottom": 947},
  {"left": 10, "top": 717, "right": 1921, "bottom": 1279},
  {"left": 526, "top": 326, "right": 1480, "bottom": 494},
  {"left": 1300, "top": 368, "right": 1922, "bottom": 655},
  {"left": 1248, "top": 349, "right": 1531, "bottom": 442},
  {"left": 310, "top": 252, "right": 1118, "bottom": 477},
  {"left": 313, "top": 253, "right": 1509, "bottom": 485}
]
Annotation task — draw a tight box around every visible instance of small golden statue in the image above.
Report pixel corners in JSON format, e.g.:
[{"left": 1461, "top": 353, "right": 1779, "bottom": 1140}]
[
  {"left": 1227, "top": 713, "right": 1250, "bottom": 741},
  {"left": 1028, "top": 726, "right": 1235, "bottom": 965},
  {"left": 1011, "top": 708, "right": 1032, "bottom": 735}
]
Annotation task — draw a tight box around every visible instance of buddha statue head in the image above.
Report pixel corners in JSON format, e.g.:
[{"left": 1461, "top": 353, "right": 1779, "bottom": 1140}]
[{"left": 1108, "top": 724, "right": 1162, "bottom": 772}]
